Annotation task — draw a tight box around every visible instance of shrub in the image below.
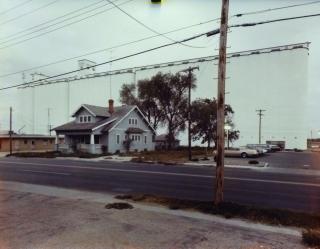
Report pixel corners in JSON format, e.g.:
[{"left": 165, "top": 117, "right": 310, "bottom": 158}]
[{"left": 302, "top": 229, "right": 320, "bottom": 247}]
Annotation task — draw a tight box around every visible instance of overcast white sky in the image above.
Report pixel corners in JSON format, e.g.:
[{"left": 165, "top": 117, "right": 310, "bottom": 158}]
[{"left": 0, "top": 0, "right": 319, "bottom": 135}]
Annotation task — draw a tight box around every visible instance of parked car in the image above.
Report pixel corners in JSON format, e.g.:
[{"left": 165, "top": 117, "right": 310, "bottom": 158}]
[
  {"left": 246, "top": 144, "right": 271, "bottom": 153},
  {"left": 214, "top": 147, "right": 259, "bottom": 160},
  {"left": 269, "top": 145, "right": 282, "bottom": 152}
]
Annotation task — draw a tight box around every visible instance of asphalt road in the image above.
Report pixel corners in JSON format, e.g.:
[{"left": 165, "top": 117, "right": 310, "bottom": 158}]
[
  {"left": 226, "top": 151, "right": 320, "bottom": 170},
  {"left": 0, "top": 157, "right": 319, "bottom": 213}
]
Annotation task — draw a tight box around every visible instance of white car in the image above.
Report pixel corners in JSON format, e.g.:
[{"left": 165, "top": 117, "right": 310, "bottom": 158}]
[{"left": 214, "top": 147, "right": 259, "bottom": 159}]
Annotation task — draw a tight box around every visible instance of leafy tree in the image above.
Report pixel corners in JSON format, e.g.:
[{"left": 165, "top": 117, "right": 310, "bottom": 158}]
[
  {"left": 152, "top": 72, "right": 196, "bottom": 149},
  {"left": 119, "top": 72, "right": 196, "bottom": 149},
  {"left": 190, "top": 98, "right": 239, "bottom": 149},
  {"left": 119, "top": 81, "right": 164, "bottom": 131},
  {"left": 119, "top": 83, "right": 138, "bottom": 106}
]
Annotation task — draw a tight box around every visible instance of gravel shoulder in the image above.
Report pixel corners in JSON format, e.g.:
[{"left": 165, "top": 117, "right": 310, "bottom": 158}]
[{"left": 0, "top": 181, "right": 306, "bottom": 249}]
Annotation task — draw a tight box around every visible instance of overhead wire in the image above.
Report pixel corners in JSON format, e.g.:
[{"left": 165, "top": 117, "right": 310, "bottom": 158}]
[
  {"left": 0, "top": 0, "right": 32, "bottom": 16},
  {"left": 0, "top": 1, "right": 319, "bottom": 79},
  {"left": 105, "top": 0, "right": 205, "bottom": 49},
  {"left": 2, "top": 9, "right": 319, "bottom": 91},
  {"left": 0, "top": 0, "right": 318, "bottom": 48},
  {"left": 0, "top": 0, "right": 119, "bottom": 43},
  {"left": 0, "top": 0, "right": 60, "bottom": 26},
  {"left": 0, "top": 0, "right": 128, "bottom": 48},
  {"left": 230, "top": 13, "right": 320, "bottom": 28},
  {"left": 233, "top": 0, "right": 320, "bottom": 17},
  {"left": 0, "top": 29, "right": 213, "bottom": 91},
  {"left": 0, "top": 19, "right": 216, "bottom": 79}
]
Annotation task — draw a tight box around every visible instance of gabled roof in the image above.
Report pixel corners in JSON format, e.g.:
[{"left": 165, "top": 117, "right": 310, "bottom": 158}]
[
  {"left": 53, "top": 105, "right": 136, "bottom": 133},
  {"left": 71, "top": 104, "right": 111, "bottom": 118}
]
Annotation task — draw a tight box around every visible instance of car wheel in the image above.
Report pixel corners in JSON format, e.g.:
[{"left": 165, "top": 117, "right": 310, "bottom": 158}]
[{"left": 241, "top": 152, "right": 248, "bottom": 158}]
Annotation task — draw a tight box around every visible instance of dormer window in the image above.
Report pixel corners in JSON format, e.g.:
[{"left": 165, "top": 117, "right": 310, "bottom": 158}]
[{"left": 79, "top": 115, "right": 92, "bottom": 123}]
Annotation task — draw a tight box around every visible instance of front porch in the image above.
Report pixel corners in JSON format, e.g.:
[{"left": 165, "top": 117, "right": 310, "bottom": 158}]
[{"left": 56, "top": 133, "right": 107, "bottom": 154}]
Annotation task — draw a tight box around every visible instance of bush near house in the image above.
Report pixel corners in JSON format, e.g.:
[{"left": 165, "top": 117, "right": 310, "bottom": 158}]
[{"left": 8, "top": 151, "right": 110, "bottom": 158}]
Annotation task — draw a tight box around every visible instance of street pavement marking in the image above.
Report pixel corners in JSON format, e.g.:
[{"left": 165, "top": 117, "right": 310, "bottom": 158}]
[
  {"left": 1, "top": 160, "right": 320, "bottom": 188},
  {"left": 18, "top": 169, "right": 71, "bottom": 176}
]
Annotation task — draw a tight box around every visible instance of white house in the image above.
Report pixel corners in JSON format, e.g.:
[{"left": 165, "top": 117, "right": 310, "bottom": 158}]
[{"left": 53, "top": 100, "right": 156, "bottom": 154}]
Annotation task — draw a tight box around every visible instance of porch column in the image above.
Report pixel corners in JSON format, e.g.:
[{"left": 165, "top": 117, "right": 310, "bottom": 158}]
[{"left": 90, "top": 133, "right": 94, "bottom": 145}]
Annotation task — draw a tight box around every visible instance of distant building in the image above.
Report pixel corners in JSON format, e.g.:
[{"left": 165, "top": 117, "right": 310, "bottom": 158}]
[
  {"left": 155, "top": 134, "right": 180, "bottom": 150},
  {"left": 307, "top": 138, "right": 320, "bottom": 151},
  {"left": 0, "top": 132, "right": 58, "bottom": 152},
  {"left": 53, "top": 100, "right": 156, "bottom": 154}
]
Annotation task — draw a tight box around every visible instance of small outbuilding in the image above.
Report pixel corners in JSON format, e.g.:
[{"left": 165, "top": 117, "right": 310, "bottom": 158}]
[
  {"left": 0, "top": 131, "right": 58, "bottom": 152},
  {"left": 155, "top": 134, "right": 180, "bottom": 150}
]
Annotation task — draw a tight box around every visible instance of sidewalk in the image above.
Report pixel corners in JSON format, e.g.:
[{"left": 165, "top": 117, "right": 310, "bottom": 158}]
[
  {"left": 0, "top": 181, "right": 306, "bottom": 249},
  {"left": 0, "top": 152, "right": 8, "bottom": 158}
]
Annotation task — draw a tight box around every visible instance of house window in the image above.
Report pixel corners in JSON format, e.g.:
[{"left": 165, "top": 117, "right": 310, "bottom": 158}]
[
  {"left": 144, "top": 135, "right": 147, "bottom": 144},
  {"left": 84, "top": 116, "right": 87, "bottom": 122},
  {"left": 135, "top": 119, "right": 138, "bottom": 125},
  {"left": 129, "top": 118, "right": 131, "bottom": 125},
  {"left": 116, "top": 134, "right": 120, "bottom": 144},
  {"left": 24, "top": 140, "right": 28, "bottom": 144},
  {"left": 138, "top": 135, "right": 141, "bottom": 142},
  {"left": 80, "top": 116, "right": 83, "bottom": 123},
  {"left": 88, "top": 116, "right": 91, "bottom": 122},
  {"left": 31, "top": 141, "right": 35, "bottom": 145},
  {"left": 131, "top": 134, "right": 134, "bottom": 140}
]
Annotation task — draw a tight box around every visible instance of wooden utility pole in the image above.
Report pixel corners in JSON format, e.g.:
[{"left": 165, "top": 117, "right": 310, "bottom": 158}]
[
  {"left": 181, "top": 66, "right": 199, "bottom": 161},
  {"left": 48, "top": 108, "right": 52, "bottom": 136},
  {"left": 9, "top": 107, "right": 12, "bottom": 156},
  {"left": 215, "top": 0, "right": 230, "bottom": 205},
  {"left": 256, "top": 109, "right": 266, "bottom": 144}
]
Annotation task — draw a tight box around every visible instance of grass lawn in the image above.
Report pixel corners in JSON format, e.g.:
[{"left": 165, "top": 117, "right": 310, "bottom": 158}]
[
  {"left": 115, "top": 194, "right": 320, "bottom": 247},
  {"left": 129, "top": 148, "right": 212, "bottom": 164}
]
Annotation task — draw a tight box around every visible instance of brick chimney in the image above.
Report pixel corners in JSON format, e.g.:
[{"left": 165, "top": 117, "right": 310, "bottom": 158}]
[{"left": 108, "top": 99, "right": 114, "bottom": 114}]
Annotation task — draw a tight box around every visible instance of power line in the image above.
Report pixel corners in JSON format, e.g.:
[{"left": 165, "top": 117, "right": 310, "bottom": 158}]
[
  {"left": 105, "top": 0, "right": 204, "bottom": 49},
  {"left": 230, "top": 13, "right": 320, "bottom": 28},
  {"left": 234, "top": 0, "right": 320, "bottom": 17},
  {"left": 0, "top": 0, "right": 32, "bottom": 16},
  {"left": 0, "top": 0, "right": 106, "bottom": 41},
  {"left": 206, "top": 12, "right": 320, "bottom": 37},
  {"left": 0, "top": 0, "right": 129, "bottom": 49},
  {"left": 1, "top": 0, "right": 315, "bottom": 46},
  {"left": 0, "top": 29, "right": 213, "bottom": 91},
  {"left": 0, "top": 2, "right": 319, "bottom": 78},
  {"left": 0, "top": 19, "right": 216, "bottom": 79},
  {"left": 0, "top": 0, "right": 60, "bottom": 26}
]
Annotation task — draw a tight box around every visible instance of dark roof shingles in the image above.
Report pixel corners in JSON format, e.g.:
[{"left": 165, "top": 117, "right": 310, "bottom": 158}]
[{"left": 54, "top": 105, "right": 135, "bottom": 132}]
